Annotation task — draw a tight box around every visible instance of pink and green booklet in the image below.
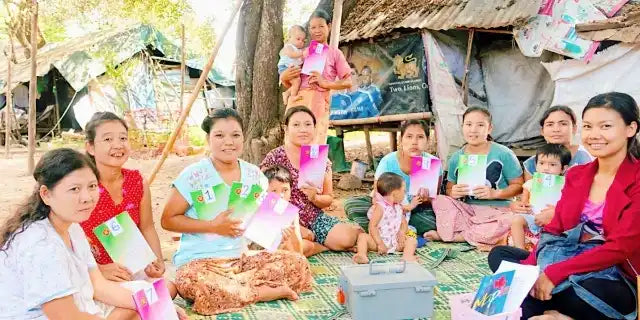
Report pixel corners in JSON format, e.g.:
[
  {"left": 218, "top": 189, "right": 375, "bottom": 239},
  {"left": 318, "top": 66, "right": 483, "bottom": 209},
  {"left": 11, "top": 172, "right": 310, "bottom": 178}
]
[
  {"left": 93, "top": 212, "right": 156, "bottom": 274},
  {"left": 190, "top": 183, "right": 230, "bottom": 221},
  {"left": 132, "top": 279, "right": 178, "bottom": 320},
  {"left": 457, "top": 154, "right": 488, "bottom": 194},
  {"left": 243, "top": 192, "right": 299, "bottom": 252},
  {"left": 228, "top": 182, "right": 264, "bottom": 227},
  {"left": 409, "top": 155, "right": 442, "bottom": 198},
  {"left": 530, "top": 173, "right": 565, "bottom": 214},
  {"left": 299, "top": 144, "right": 329, "bottom": 192},
  {"left": 301, "top": 40, "right": 328, "bottom": 75}
]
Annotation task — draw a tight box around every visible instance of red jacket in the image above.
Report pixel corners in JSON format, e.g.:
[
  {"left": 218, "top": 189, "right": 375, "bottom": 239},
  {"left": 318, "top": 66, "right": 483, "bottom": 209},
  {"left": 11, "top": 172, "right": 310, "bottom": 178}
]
[{"left": 522, "top": 157, "right": 640, "bottom": 285}]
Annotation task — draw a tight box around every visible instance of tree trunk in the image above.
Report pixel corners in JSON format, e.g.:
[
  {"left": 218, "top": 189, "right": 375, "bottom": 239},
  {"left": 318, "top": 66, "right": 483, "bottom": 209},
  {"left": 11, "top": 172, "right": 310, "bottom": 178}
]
[{"left": 236, "top": 0, "right": 285, "bottom": 165}]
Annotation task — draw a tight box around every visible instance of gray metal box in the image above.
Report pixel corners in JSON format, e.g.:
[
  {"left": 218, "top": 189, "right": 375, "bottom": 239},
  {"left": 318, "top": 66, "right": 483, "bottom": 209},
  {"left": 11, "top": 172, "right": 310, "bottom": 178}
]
[{"left": 338, "top": 260, "right": 438, "bottom": 320}]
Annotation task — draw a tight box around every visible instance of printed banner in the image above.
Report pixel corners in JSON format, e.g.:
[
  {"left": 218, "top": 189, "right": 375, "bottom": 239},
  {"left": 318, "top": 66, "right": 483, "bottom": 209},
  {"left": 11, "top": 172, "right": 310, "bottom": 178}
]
[
  {"left": 330, "top": 33, "right": 430, "bottom": 120},
  {"left": 515, "top": 0, "right": 610, "bottom": 61}
]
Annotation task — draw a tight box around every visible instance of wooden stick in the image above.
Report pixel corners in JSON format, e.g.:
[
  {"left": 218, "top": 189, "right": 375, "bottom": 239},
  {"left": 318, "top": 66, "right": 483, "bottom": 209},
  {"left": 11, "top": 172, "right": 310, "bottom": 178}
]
[
  {"left": 461, "top": 28, "right": 474, "bottom": 106},
  {"left": 456, "top": 27, "right": 513, "bottom": 35},
  {"left": 27, "top": 0, "right": 38, "bottom": 174},
  {"left": 330, "top": 0, "right": 344, "bottom": 48},
  {"left": 147, "top": 0, "right": 243, "bottom": 185},
  {"left": 329, "top": 112, "right": 432, "bottom": 126},
  {"left": 5, "top": 35, "right": 13, "bottom": 158},
  {"left": 52, "top": 73, "right": 61, "bottom": 136},
  {"left": 180, "top": 23, "right": 186, "bottom": 112},
  {"left": 363, "top": 126, "right": 374, "bottom": 170}
]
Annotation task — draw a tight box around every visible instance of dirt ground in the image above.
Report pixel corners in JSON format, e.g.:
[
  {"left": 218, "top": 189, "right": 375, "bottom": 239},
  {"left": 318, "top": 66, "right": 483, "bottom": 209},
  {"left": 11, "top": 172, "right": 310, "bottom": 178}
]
[{"left": 0, "top": 132, "right": 392, "bottom": 270}]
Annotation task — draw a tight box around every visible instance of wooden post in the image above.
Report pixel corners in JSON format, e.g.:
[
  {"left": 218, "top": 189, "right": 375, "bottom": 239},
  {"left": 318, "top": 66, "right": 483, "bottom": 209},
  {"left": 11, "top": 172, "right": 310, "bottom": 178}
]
[
  {"left": 390, "top": 131, "right": 397, "bottom": 151},
  {"left": 147, "top": 0, "right": 243, "bottom": 185},
  {"left": 330, "top": 0, "right": 343, "bottom": 48},
  {"left": 5, "top": 36, "right": 13, "bottom": 158},
  {"left": 363, "top": 126, "right": 375, "bottom": 170},
  {"left": 27, "top": 0, "right": 38, "bottom": 173},
  {"left": 461, "top": 28, "right": 475, "bottom": 106}
]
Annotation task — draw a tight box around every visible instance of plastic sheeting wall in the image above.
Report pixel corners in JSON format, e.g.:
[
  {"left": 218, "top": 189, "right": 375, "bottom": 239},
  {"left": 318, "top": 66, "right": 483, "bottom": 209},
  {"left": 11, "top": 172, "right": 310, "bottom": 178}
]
[
  {"left": 431, "top": 31, "right": 488, "bottom": 109},
  {"left": 430, "top": 32, "right": 555, "bottom": 145},
  {"left": 542, "top": 43, "right": 640, "bottom": 141},
  {"left": 479, "top": 41, "right": 556, "bottom": 143}
]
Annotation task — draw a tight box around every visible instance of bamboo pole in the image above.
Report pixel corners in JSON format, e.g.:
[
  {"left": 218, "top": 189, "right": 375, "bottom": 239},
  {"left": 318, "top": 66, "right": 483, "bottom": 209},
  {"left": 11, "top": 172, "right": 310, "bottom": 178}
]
[
  {"left": 330, "top": 0, "right": 344, "bottom": 48},
  {"left": 179, "top": 23, "right": 188, "bottom": 144},
  {"left": 147, "top": 0, "right": 243, "bottom": 185},
  {"left": 180, "top": 24, "right": 186, "bottom": 112},
  {"left": 27, "top": 0, "right": 38, "bottom": 174},
  {"left": 461, "top": 28, "right": 475, "bottom": 106},
  {"left": 5, "top": 36, "right": 13, "bottom": 158},
  {"left": 329, "top": 112, "right": 432, "bottom": 126}
]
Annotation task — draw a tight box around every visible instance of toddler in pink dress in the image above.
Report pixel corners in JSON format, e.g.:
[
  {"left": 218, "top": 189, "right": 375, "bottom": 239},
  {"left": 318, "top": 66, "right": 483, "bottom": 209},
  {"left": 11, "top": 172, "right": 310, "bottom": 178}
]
[{"left": 353, "top": 172, "right": 420, "bottom": 263}]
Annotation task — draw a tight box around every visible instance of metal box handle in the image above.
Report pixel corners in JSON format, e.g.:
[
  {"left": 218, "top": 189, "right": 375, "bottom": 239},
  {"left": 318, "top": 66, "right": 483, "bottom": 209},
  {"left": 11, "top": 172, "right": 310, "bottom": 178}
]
[{"left": 369, "top": 259, "right": 407, "bottom": 275}]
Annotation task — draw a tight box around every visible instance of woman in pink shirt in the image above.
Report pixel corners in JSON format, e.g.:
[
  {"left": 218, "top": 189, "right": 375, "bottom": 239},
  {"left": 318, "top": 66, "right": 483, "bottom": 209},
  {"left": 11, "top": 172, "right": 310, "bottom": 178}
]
[{"left": 280, "top": 9, "right": 352, "bottom": 144}]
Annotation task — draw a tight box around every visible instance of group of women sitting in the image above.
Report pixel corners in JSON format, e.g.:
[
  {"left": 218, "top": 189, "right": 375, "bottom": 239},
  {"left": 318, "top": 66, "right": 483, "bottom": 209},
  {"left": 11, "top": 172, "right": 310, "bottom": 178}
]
[{"left": 0, "top": 90, "right": 638, "bottom": 320}]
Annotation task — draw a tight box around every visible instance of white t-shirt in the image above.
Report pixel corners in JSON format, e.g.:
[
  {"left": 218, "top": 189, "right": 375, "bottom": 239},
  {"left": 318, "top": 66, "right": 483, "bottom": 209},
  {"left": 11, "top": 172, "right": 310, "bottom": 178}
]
[{"left": 0, "top": 219, "right": 107, "bottom": 319}]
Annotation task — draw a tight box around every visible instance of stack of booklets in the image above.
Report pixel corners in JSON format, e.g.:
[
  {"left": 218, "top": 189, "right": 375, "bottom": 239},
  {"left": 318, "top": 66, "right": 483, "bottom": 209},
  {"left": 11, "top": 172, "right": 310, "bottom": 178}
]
[
  {"left": 530, "top": 172, "right": 565, "bottom": 214},
  {"left": 457, "top": 154, "right": 487, "bottom": 195},
  {"left": 449, "top": 261, "right": 539, "bottom": 319},
  {"left": 132, "top": 279, "right": 179, "bottom": 320},
  {"left": 301, "top": 40, "right": 328, "bottom": 75},
  {"left": 244, "top": 192, "right": 300, "bottom": 252},
  {"left": 409, "top": 155, "right": 442, "bottom": 198},
  {"left": 190, "top": 182, "right": 298, "bottom": 250},
  {"left": 93, "top": 212, "right": 157, "bottom": 274},
  {"left": 298, "top": 144, "right": 329, "bottom": 192}
]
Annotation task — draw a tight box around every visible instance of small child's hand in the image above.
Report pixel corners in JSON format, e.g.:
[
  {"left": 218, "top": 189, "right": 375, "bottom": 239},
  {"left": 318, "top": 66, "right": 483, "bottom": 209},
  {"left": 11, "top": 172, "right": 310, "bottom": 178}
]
[
  {"left": 377, "top": 242, "right": 388, "bottom": 255},
  {"left": 301, "top": 227, "right": 315, "bottom": 241},
  {"left": 409, "top": 195, "right": 423, "bottom": 210},
  {"left": 510, "top": 200, "right": 531, "bottom": 214},
  {"left": 535, "top": 205, "right": 555, "bottom": 226},
  {"left": 282, "top": 226, "right": 295, "bottom": 241}
]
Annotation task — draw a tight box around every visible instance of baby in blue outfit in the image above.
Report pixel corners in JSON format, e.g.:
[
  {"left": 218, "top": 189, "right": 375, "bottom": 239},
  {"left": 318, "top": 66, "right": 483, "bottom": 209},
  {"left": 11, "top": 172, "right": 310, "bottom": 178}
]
[{"left": 278, "top": 25, "right": 306, "bottom": 104}]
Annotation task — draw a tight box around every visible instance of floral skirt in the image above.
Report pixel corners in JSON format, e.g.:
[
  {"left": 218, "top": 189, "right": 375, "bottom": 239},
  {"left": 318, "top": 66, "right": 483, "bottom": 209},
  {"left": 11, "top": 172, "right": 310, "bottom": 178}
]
[
  {"left": 175, "top": 250, "right": 313, "bottom": 315},
  {"left": 432, "top": 195, "right": 513, "bottom": 250}
]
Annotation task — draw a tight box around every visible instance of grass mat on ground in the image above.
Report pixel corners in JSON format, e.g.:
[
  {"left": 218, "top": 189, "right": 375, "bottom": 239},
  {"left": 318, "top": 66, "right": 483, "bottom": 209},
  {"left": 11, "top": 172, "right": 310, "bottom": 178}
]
[{"left": 176, "top": 243, "right": 491, "bottom": 320}]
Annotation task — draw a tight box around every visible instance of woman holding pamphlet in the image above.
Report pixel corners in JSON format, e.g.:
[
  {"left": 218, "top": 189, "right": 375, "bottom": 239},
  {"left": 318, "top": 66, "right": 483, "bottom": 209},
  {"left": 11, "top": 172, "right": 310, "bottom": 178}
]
[
  {"left": 161, "top": 108, "right": 312, "bottom": 315},
  {"left": 523, "top": 106, "right": 593, "bottom": 181},
  {"left": 261, "top": 106, "right": 363, "bottom": 256},
  {"left": 425, "top": 107, "right": 524, "bottom": 249},
  {"left": 511, "top": 106, "right": 593, "bottom": 224},
  {"left": 344, "top": 119, "right": 442, "bottom": 236},
  {"left": 81, "top": 112, "right": 173, "bottom": 292},
  {"left": 279, "top": 9, "right": 352, "bottom": 144},
  {"left": 0, "top": 148, "right": 186, "bottom": 319},
  {"left": 488, "top": 92, "right": 640, "bottom": 320}
]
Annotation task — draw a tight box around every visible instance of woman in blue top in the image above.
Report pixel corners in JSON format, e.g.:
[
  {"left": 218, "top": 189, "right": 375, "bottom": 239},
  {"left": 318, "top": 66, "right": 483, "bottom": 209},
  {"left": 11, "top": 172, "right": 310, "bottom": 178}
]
[
  {"left": 344, "top": 119, "right": 441, "bottom": 235},
  {"left": 523, "top": 105, "right": 593, "bottom": 181},
  {"left": 425, "top": 107, "right": 524, "bottom": 249},
  {"left": 160, "top": 108, "right": 312, "bottom": 315}
]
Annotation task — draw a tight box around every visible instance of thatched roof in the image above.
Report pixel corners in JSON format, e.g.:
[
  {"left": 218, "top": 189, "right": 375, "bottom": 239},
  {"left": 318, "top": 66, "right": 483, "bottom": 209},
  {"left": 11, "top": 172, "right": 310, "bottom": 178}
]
[
  {"left": 339, "top": 0, "right": 542, "bottom": 42},
  {"left": 576, "top": 3, "right": 640, "bottom": 43}
]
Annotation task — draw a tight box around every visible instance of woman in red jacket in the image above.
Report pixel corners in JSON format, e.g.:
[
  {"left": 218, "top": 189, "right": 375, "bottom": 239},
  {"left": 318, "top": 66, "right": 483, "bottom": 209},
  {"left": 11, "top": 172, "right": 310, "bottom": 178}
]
[{"left": 488, "top": 92, "right": 640, "bottom": 320}]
